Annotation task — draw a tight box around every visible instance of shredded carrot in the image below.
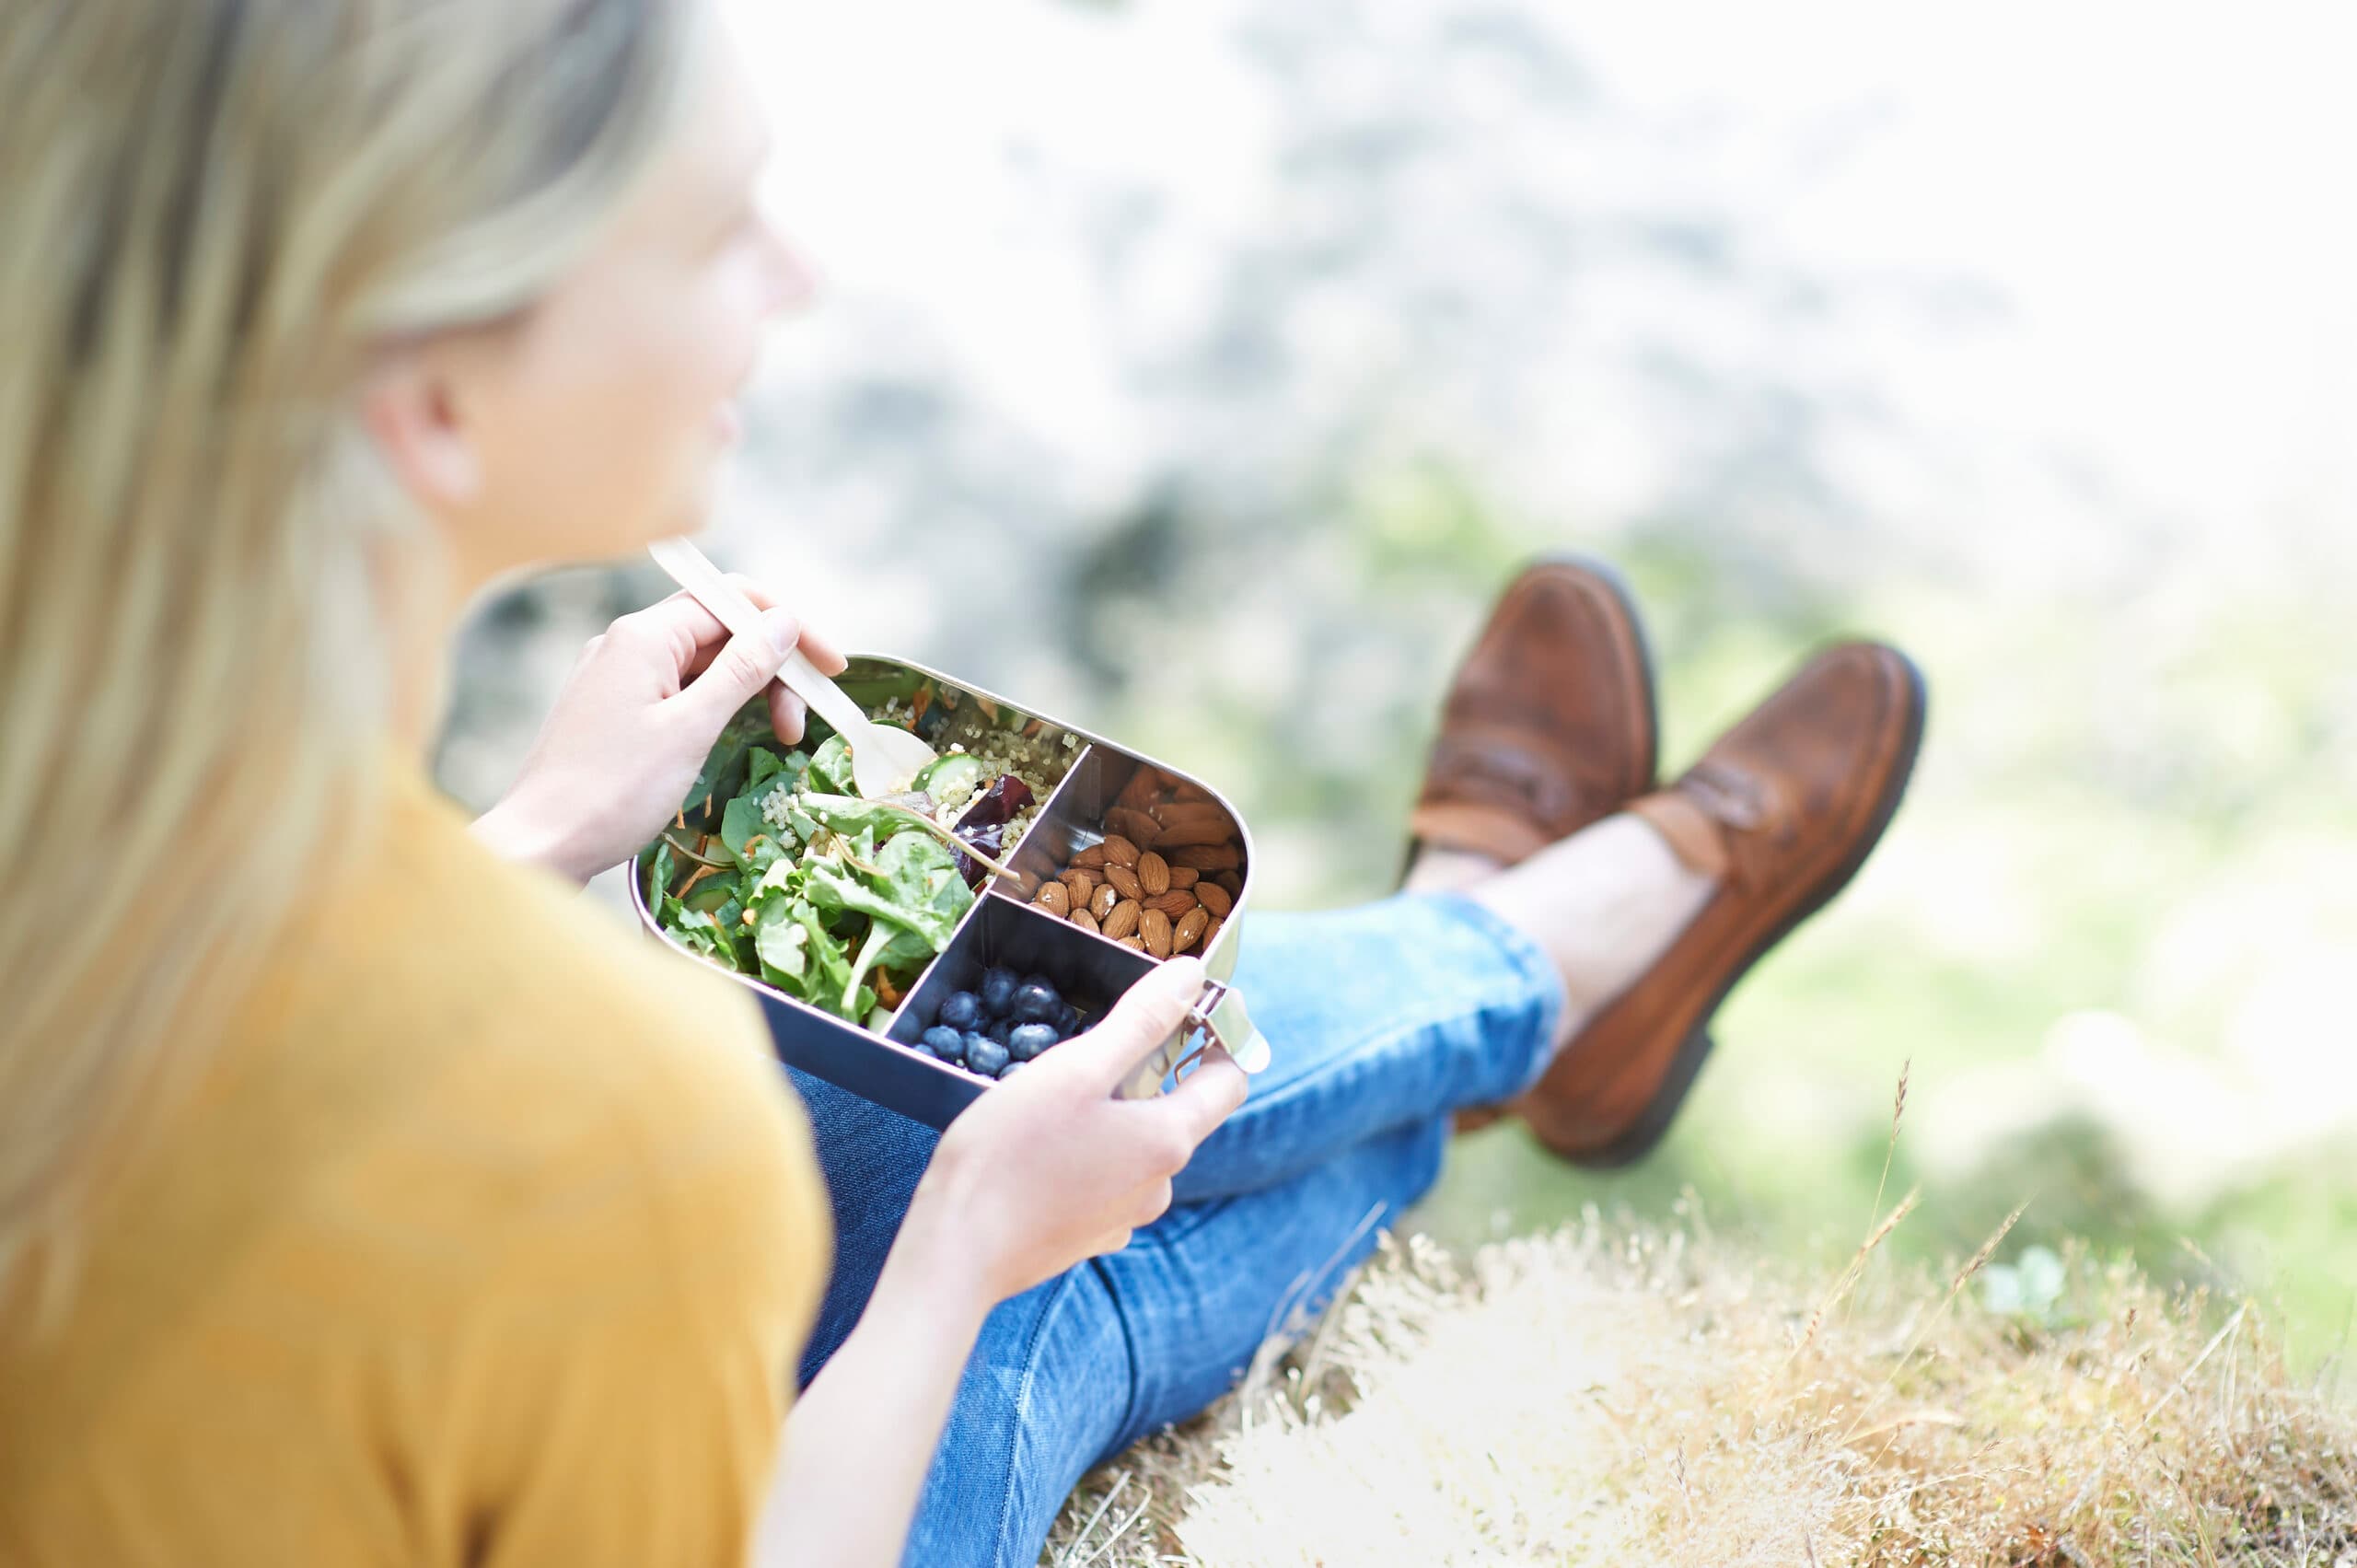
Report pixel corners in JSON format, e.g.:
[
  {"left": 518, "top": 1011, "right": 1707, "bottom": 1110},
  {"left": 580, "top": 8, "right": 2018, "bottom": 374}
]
[
  {"left": 679, "top": 863, "right": 720, "bottom": 898},
  {"left": 674, "top": 808, "right": 686, "bottom": 832}
]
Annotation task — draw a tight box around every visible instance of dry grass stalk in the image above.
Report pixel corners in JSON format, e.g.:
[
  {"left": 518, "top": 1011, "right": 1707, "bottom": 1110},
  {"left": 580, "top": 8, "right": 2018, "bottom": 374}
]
[{"left": 1045, "top": 1211, "right": 2357, "bottom": 1566}]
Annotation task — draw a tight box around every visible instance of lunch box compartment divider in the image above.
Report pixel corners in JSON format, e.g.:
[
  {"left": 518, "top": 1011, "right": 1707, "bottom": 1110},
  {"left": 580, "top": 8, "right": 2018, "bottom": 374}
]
[{"left": 889, "top": 892, "right": 1156, "bottom": 1046}]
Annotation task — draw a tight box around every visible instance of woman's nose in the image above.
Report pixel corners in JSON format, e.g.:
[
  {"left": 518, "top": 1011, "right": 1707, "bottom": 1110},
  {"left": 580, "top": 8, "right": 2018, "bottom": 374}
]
[{"left": 756, "top": 220, "right": 816, "bottom": 319}]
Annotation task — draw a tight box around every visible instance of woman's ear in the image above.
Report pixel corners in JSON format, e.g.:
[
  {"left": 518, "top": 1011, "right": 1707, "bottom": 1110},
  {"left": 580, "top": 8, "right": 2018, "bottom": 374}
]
[{"left": 360, "top": 344, "right": 484, "bottom": 515}]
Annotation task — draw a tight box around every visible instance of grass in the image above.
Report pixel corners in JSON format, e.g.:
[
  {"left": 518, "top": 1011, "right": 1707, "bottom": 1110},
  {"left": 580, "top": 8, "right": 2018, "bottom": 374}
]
[{"left": 1044, "top": 1090, "right": 2357, "bottom": 1566}]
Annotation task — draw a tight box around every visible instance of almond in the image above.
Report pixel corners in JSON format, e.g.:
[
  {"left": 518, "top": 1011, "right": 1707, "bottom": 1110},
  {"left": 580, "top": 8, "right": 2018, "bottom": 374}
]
[
  {"left": 1139, "top": 907, "right": 1174, "bottom": 958},
  {"left": 1149, "top": 799, "right": 1227, "bottom": 828},
  {"left": 1194, "top": 881, "right": 1233, "bottom": 918},
  {"left": 1070, "top": 908, "right": 1101, "bottom": 935},
  {"left": 1034, "top": 881, "right": 1071, "bottom": 917},
  {"left": 1071, "top": 842, "right": 1109, "bottom": 869},
  {"left": 1101, "top": 899, "right": 1142, "bottom": 941},
  {"left": 1100, "top": 833, "right": 1142, "bottom": 868},
  {"left": 1172, "top": 906, "right": 1210, "bottom": 954},
  {"left": 1107, "top": 807, "right": 1163, "bottom": 847},
  {"left": 1202, "top": 914, "right": 1225, "bottom": 949},
  {"left": 1116, "top": 935, "right": 1145, "bottom": 950},
  {"left": 1213, "top": 870, "right": 1244, "bottom": 897},
  {"left": 1146, "top": 819, "right": 1234, "bottom": 849},
  {"left": 1060, "top": 868, "right": 1096, "bottom": 908},
  {"left": 1167, "top": 865, "right": 1200, "bottom": 890},
  {"left": 1089, "top": 883, "right": 1119, "bottom": 922},
  {"left": 1145, "top": 889, "right": 1197, "bottom": 918},
  {"left": 1137, "top": 850, "right": 1170, "bottom": 897},
  {"left": 1170, "top": 842, "right": 1240, "bottom": 872},
  {"left": 1104, "top": 864, "right": 1144, "bottom": 902},
  {"left": 1116, "top": 769, "right": 1165, "bottom": 809}
]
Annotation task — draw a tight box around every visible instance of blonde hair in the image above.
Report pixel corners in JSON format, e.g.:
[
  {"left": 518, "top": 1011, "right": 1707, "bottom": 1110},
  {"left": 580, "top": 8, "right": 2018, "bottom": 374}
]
[{"left": 0, "top": 0, "right": 691, "bottom": 1308}]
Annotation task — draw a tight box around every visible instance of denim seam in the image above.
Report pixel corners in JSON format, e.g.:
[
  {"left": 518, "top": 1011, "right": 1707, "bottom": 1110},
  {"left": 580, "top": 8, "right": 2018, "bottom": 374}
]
[
  {"left": 1089, "top": 1250, "right": 1154, "bottom": 1458},
  {"left": 984, "top": 1266, "right": 1090, "bottom": 1566}
]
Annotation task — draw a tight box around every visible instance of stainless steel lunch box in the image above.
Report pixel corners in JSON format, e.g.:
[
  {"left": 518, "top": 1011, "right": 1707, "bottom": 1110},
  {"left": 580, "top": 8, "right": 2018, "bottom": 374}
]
[{"left": 629, "top": 653, "right": 1267, "bottom": 1129}]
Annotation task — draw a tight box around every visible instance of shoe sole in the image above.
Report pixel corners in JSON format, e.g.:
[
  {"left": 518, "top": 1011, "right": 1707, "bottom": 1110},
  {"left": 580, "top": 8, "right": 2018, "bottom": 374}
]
[{"left": 1573, "top": 646, "right": 1929, "bottom": 1168}]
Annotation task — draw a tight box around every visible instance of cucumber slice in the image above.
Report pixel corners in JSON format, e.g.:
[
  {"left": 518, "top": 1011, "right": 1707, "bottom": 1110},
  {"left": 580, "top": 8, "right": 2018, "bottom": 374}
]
[
  {"left": 911, "top": 752, "right": 986, "bottom": 803},
  {"left": 682, "top": 878, "right": 736, "bottom": 915}
]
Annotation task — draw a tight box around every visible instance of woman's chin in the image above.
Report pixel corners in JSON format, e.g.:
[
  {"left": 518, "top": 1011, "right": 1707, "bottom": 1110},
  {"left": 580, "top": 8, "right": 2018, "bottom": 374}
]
[{"left": 644, "top": 483, "right": 720, "bottom": 549}]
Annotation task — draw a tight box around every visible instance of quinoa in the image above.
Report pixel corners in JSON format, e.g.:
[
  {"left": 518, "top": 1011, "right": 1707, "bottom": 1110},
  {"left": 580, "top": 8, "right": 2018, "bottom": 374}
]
[{"left": 865, "top": 687, "right": 1078, "bottom": 840}]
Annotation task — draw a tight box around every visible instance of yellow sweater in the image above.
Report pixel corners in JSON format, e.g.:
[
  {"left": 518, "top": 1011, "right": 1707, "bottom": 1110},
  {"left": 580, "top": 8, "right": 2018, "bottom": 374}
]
[{"left": 0, "top": 757, "right": 830, "bottom": 1566}]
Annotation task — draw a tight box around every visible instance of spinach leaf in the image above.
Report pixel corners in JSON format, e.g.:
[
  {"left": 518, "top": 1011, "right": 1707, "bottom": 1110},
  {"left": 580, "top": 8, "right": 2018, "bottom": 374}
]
[
  {"left": 880, "top": 830, "right": 973, "bottom": 926},
  {"left": 796, "top": 792, "right": 916, "bottom": 845},
  {"left": 644, "top": 841, "right": 674, "bottom": 910},
  {"left": 747, "top": 747, "right": 787, "bottom": 794},
  {"left": 807, "top": 734, "right": 854, "bottom": 796},
  {"left": 753, "top": 900, "right": 812, "bottom": 992},
  {"left": 670, "top": 907, "right": 739, "bottom": 967},
  {"left": 680, "top": 701, "right": 774, "bottom": 819},
  {"left": 791, "top": 899, "right": 876, "bottom": 1022},
  {"left": 719, "top": 792, "right": 774, "bottom": 865},
  {"left": 803, "top": 861, "right": 958, "bottom": 952}
]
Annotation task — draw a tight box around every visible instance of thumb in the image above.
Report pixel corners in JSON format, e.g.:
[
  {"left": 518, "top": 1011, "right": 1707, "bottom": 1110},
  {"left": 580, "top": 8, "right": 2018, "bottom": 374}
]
[
  {"left": 675, "top": 609, "right": 798, "bottom": 731},
  {"left": 1057, "top": 957, "right": 1208, "bottom": 1093}
]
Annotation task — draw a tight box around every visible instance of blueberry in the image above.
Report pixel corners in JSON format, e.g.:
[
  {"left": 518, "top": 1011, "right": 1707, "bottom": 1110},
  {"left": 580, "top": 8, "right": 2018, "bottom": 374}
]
[
  {"left": 961, "top": 1030, "right": 993, "bottom": 1063},
  {"left": 1011, "top": 982, "right": 1062, "bottom": 1025},
  {"left": 936, "top": 991, "right": 983, "bottom": 1033},
  {"left": 1007, "top": 1023, "right": 1058, "bottom": 1062},
  {"left": 1055, "top": 1003, "right": 1083, "bottom": 1040},
  {"left": 1021, "top": 972, "right": 1055, "bottom": 993},
  {"left": 966, "top": 1038, "right": 1010, "bottom": 1078},
  {"left": 979, "top": 967, "right": 1020, "bottom": 1017},
  {"left": 921, "top": 1026, "right": 965, "bottom": 1063},
  {"left": 997, "top": 1060, "right": 1027, "bottom": 1081},
  {"left": 987, "top": 1016, "right": 1016, "bottom": 1045}
]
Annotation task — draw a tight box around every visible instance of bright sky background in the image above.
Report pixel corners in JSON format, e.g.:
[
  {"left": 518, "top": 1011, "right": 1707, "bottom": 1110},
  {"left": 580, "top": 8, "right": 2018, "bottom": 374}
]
[{"left": 724, "top": 0, "right": 2357, "bottom": 593}]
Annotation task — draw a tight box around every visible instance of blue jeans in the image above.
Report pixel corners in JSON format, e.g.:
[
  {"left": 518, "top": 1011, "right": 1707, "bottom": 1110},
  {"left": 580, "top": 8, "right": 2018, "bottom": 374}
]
[{"left": 791, "top": 893, "right": 1563, "bottom": 1567}]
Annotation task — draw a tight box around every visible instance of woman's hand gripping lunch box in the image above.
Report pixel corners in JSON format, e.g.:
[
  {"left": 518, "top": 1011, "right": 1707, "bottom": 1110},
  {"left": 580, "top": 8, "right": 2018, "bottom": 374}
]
[{"left": 629, "top": 654, "right": 1268, "bottom": 1128}]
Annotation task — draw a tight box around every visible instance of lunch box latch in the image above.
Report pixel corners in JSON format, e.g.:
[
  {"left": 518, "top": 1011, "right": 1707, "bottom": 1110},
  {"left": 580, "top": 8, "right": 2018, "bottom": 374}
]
[{"left": 1178, "top": 978, "right": 1270, "bottom": 1076}]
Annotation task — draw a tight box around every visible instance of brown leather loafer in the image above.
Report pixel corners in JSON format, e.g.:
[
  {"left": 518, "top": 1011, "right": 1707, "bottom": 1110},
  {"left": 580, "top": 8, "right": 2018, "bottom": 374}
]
[
  {"left": 1406, "top": 555, "right": 1658, "bottom": 871},
  {"left": 1516, "top": 641, "right": 1927, "bottom": 1167},
  {"left": 1405, "top": 555, "right": 1660, "bottom": 1135}
]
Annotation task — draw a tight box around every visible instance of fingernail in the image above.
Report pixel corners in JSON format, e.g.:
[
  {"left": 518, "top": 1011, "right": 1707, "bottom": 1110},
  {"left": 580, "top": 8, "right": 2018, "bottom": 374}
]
[{"left": 761, "top": 609, "right": 797, "bottom": 656}]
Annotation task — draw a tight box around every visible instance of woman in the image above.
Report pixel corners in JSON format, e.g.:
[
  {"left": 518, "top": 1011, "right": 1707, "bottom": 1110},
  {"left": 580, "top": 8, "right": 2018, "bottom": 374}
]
[{"left": 0, "top": 2, "right": 1922, "bottom": 1563}]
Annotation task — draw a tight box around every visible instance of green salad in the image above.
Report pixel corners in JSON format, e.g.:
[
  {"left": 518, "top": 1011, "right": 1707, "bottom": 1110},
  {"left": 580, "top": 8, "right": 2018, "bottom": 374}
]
[{"left": 642, "top": 703, "right": 990, "bottom": 1028}]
